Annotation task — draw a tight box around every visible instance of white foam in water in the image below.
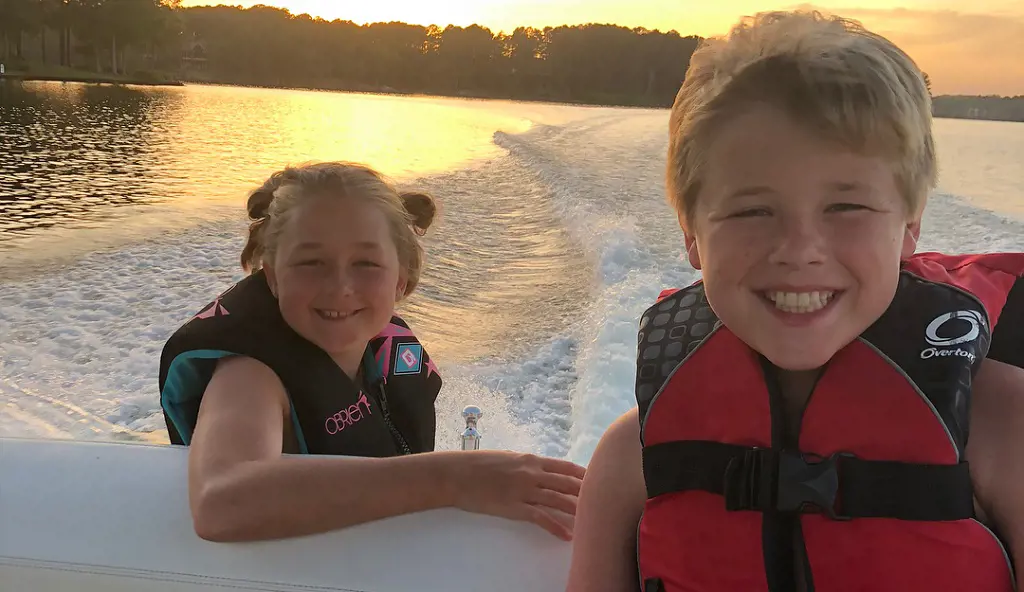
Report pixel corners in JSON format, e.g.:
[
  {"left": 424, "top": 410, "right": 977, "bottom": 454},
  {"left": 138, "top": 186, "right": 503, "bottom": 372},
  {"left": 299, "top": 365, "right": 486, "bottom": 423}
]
[
  {"left": 0, "top": 219, "right": 250, "bottom": 440},
  {"left": 2, "top": 108, "right": 1023, "bottom": 468},
  {"left": 0, "top": 213, "right": 548, "bottom": 451},
  {"left": 493, "top": 116, "right": 1024, "bottom": 464},
  {"left": 494, "top": 123, "right": 702, "bottom": 462}
]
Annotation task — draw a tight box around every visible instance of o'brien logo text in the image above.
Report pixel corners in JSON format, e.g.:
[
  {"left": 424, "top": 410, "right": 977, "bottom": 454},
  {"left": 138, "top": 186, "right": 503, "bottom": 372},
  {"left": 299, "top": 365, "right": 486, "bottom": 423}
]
[{"left": 325, "top": 393, "right": 373, "bottom": 435}]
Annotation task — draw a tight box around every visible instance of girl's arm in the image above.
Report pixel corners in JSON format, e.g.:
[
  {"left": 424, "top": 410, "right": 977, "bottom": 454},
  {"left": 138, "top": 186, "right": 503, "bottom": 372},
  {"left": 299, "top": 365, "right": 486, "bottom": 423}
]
[{"left": 189, "top": 355, "right": 585, "bottom": 542}]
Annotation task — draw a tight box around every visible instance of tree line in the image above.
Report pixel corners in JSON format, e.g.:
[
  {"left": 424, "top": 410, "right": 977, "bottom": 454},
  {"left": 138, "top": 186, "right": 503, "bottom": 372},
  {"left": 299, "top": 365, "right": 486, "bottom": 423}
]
[
  {"left": 932, "top": 96, "right": 1024, "bottom": 123},
  {"left": 4, "top": 2, "right": 1020, "bottom": 117},
  {"left": 0, "top": 1, "right": 701, "bottom": 106}
]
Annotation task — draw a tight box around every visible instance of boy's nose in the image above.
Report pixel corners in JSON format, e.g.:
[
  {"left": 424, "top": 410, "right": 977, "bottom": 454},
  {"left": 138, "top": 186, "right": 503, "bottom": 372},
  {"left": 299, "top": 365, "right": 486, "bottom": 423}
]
[{"left": 767, "top": 217, "right": 828, "bottom": 267}]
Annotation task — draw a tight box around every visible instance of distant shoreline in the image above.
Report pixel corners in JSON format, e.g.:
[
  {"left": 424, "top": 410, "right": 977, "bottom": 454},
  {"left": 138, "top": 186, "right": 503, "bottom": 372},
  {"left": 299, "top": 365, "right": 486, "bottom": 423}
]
[
  {"left": 934, "top": 115, "right": 1023, "bottom": 124},
  {"left": 4, "top": 73, "right": 1021, "bottom": 123},
  {"left": 1, "top": 72, "right": 184, "bottom": 87},
  {"left": 932, "top": 95, "right": 1024, "bottom": 124}
]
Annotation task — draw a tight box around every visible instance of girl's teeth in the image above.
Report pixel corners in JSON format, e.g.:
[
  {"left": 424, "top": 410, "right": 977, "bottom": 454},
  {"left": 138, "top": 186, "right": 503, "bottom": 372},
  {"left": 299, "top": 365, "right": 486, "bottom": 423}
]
[{"left": 768, "top": 291, "right": 834, "bottom": 314}]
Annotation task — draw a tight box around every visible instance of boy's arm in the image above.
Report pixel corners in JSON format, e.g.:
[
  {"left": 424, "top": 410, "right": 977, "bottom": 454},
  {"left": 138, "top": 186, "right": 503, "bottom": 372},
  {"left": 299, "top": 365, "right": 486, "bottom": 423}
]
[
  {"left": 565, "top": 408, "right": 647, "bottom": 592},
  {"left": 968, "top": 358, "right": 1024, "bottom": 582}
]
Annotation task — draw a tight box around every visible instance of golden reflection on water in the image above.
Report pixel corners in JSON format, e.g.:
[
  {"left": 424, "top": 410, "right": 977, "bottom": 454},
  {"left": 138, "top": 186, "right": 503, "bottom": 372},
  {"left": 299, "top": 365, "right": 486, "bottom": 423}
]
[
  {"left": 163, "top": 85, "right": 535, "bottom": 201},
  {"left": 0, "top": 82, "right": 535, "bottom": 277},
  {"left": 1, "top": 81, "right": 593, "bottom": 367}
]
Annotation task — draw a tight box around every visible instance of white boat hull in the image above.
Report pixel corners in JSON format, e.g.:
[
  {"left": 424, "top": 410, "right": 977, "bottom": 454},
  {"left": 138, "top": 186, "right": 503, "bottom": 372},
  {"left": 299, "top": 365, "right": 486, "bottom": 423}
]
[{"left": 0, "top": 437, "right": 571, "bottom": 591}]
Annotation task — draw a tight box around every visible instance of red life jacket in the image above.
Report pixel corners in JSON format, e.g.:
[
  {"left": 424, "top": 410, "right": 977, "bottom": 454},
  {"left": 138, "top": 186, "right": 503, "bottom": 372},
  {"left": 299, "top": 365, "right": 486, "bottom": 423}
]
[{"left": 635, "top": 252, "right": 1024, "bottom": 592}]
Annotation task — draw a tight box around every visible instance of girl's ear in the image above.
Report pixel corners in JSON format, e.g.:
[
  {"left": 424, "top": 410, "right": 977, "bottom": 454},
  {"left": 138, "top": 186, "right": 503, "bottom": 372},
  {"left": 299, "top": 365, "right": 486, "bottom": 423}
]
[
  {"left": 264, "top": 263, "right": 279, "bottom": 298},
  {"left": 394, "top": 275, "right": 408, "bottom": 301}
]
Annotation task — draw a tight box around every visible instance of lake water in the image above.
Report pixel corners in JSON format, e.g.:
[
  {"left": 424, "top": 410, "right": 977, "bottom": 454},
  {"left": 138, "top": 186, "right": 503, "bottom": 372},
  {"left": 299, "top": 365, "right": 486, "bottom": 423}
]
[{"left": 1, "top": 81, "right": 1022, "bottom": 462}]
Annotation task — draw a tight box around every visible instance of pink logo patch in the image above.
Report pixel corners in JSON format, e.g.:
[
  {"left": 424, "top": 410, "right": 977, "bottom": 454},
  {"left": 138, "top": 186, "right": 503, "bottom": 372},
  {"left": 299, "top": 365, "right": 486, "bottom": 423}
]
[{"left": 374, "top": 322, "right": 439, "bottom": 380}]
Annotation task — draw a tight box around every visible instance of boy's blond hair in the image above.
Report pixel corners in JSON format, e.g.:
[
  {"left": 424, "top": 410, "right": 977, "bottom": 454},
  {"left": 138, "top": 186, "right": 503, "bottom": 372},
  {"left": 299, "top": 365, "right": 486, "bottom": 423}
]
[{"left": 668, "top": 10, "right": 935, "bottom": 228}]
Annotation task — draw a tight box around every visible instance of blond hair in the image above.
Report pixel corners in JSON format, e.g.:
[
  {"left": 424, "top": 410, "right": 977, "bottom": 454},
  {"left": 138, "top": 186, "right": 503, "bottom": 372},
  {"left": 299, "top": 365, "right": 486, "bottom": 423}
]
[
  {"left": 240, "top": 162, "right": 437, "bottom": 297},
  {"left": 668, "top": 10, "right": 935, "bottom": 228}
]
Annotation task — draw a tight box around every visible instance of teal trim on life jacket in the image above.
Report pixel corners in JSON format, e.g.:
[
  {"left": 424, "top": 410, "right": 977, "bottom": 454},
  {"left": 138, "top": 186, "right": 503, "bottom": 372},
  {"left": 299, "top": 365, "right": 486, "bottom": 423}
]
[{"left": 161, "top": 349, "right": 309, "bottom": 454}]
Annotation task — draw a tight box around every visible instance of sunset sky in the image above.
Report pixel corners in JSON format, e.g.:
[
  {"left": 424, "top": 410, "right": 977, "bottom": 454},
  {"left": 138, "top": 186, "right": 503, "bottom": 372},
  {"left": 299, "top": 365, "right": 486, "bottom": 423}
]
[{"left": 181, "top": 1, "right": 1024, "bottom": 96}]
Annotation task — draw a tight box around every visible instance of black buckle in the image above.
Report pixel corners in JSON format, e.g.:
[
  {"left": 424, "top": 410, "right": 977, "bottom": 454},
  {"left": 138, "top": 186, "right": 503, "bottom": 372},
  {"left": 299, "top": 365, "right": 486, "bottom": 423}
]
[
  {"left": 778, "top": 451, "right": 852, "bottom": 520},
  {"left": 724, "top": 448, "right": 851, "bottom": 520}
]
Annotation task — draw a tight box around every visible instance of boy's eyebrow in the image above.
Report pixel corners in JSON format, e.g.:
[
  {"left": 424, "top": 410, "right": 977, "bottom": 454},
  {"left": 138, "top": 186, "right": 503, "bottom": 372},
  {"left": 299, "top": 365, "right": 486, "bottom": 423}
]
[
  {"left": 828, "top": 181, "right": 865, "bottom": 192},
  {"left": 727, "top": 185, "right": 775, "bottom": 199},
  {"left": 726, "top": 182, "right": 868, "bottom": 199}
]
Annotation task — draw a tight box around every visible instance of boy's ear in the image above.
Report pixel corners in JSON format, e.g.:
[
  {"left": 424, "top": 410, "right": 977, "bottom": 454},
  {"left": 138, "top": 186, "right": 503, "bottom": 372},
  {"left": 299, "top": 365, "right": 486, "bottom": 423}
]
[
  {"left": 901, "top": 218, "right": 921, "bottom": 260},
  {"left": 685, "top": 234, "right": 702, "bottom": 270},
  {"left": 679, "top": 211, "right": 703, "bottom": 270}
]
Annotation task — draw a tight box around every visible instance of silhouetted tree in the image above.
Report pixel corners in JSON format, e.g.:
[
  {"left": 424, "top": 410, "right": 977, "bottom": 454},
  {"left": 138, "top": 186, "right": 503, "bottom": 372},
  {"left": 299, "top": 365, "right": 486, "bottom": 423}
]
[
  {"left": 169, "top": 6, "right": 701, "bottom": 106},
  {"left": 0, "top": 0, "right": 43, "bottom": 60},
  {"left": 4, "top": 3, "right": 705, "bottom": 107}
]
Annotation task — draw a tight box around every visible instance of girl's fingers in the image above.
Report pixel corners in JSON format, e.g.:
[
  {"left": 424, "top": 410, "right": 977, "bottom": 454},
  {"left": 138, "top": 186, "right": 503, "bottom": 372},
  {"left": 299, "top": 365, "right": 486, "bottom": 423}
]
[{"left": 529, "top": 487, "right": 580, "bottom": 516}]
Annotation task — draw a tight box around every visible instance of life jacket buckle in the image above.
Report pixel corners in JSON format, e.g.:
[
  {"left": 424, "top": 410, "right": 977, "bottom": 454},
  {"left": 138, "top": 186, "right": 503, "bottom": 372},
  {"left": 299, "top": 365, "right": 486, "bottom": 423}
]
[
  {"left": 724, "top": 448, "right": 853, "bottom": 520},
  {"left": 777, "top": 450, "right": 852, "bottom": 521}
]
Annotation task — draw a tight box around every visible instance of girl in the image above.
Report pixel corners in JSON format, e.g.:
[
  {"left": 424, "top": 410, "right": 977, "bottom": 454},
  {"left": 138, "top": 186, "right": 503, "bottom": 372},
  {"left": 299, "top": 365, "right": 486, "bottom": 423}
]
[{"left": 159, "top": 162, "right": 585, "bottom": 542}]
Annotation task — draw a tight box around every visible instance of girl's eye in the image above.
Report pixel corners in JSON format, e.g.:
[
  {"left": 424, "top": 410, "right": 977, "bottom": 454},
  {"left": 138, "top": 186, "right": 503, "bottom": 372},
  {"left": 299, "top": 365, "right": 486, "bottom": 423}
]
[
  {"left": 355, "top": 260, "right": 381, "bottom": 268},
  {"left": 296, "top": 259, "right": 322, "bottom": 267}
]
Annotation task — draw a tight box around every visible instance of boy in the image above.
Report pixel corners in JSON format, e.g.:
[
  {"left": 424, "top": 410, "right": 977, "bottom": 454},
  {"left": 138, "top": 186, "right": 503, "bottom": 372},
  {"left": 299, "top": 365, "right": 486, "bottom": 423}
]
[{"left": 566, "top": 10, "right": 1024, "bottom": 592}]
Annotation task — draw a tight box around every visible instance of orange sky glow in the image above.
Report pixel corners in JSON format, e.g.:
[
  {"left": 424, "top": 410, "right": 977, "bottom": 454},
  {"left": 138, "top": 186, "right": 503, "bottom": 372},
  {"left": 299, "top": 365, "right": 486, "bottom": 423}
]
[{"left": 181, "top": 0, "right": 1024, "bottom": 96}]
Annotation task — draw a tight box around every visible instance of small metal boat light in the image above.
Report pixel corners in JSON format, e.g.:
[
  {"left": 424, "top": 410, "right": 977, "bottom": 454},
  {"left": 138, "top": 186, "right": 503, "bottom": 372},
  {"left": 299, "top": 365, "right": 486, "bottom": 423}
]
[{"left": 461, "top": 405, "right": 483, "bottom": 450}]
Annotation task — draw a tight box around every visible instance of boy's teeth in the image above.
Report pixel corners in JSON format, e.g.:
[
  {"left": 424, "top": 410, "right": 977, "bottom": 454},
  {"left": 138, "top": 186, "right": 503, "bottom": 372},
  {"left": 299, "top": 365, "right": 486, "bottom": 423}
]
[{"left": 768, "top": 291, "right": 834, "bottom": 314}]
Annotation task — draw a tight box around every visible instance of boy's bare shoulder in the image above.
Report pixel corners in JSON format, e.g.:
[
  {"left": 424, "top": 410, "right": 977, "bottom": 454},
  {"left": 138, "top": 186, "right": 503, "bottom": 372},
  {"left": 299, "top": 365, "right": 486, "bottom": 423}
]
[
  {"left": 581, "top": 407, "right": 645, "bottom": 509},
  {"left": 603, "top": 407, "right": 641, "bottom": 448},
  {"left": 587, "top": 408, "right": 643, "bottom": 482}
]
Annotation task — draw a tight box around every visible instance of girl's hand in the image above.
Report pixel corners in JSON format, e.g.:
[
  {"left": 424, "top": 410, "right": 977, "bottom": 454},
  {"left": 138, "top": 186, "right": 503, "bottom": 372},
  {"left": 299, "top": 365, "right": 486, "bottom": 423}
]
[{"left": 447, "top": 450, "right": 587, "bottom": 541}]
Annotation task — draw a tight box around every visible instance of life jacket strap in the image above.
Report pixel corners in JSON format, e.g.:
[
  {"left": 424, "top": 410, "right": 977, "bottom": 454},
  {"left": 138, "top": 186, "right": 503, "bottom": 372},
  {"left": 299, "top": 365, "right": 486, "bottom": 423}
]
[{"left": 642, "top": 440, "right": 975, "bottom": 521}]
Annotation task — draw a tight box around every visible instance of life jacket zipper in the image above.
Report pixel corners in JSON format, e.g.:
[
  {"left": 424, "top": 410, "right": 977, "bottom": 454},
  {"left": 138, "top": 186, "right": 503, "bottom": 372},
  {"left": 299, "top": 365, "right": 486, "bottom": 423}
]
[
  {"left": 361, "top": 348, "right": 412, "bottom": 456},
  {"left": 375, "top": 380, "right": 412, "bottom": 455}
]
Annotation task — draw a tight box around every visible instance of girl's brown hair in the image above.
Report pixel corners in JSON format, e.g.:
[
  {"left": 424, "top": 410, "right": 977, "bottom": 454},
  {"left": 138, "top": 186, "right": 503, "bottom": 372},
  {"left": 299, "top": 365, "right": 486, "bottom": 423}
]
[{"left": 240, "top": 162, "right": 437, "bottom": 297}]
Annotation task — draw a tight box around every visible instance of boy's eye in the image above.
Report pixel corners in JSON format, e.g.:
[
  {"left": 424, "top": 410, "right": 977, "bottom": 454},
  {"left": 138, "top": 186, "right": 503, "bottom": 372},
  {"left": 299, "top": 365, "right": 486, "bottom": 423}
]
[
  {"left": 730, "top": 208, "right": 771, "bottom": 218},
  {"left": 355, "top": 260, "right": 381, "bottom": 268},
  {"left": 296, "top": 259, "right": 322, "bottom": 267},
  {"left": 827, "top": 203, "right": 870, "bottom": 212}
]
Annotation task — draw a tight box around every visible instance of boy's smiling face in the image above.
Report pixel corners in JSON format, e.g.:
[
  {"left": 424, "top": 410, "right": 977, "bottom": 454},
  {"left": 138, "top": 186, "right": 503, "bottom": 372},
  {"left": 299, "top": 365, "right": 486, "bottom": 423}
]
[{"left": 684, "top": 103, "right": 921, "bottom": 371}]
